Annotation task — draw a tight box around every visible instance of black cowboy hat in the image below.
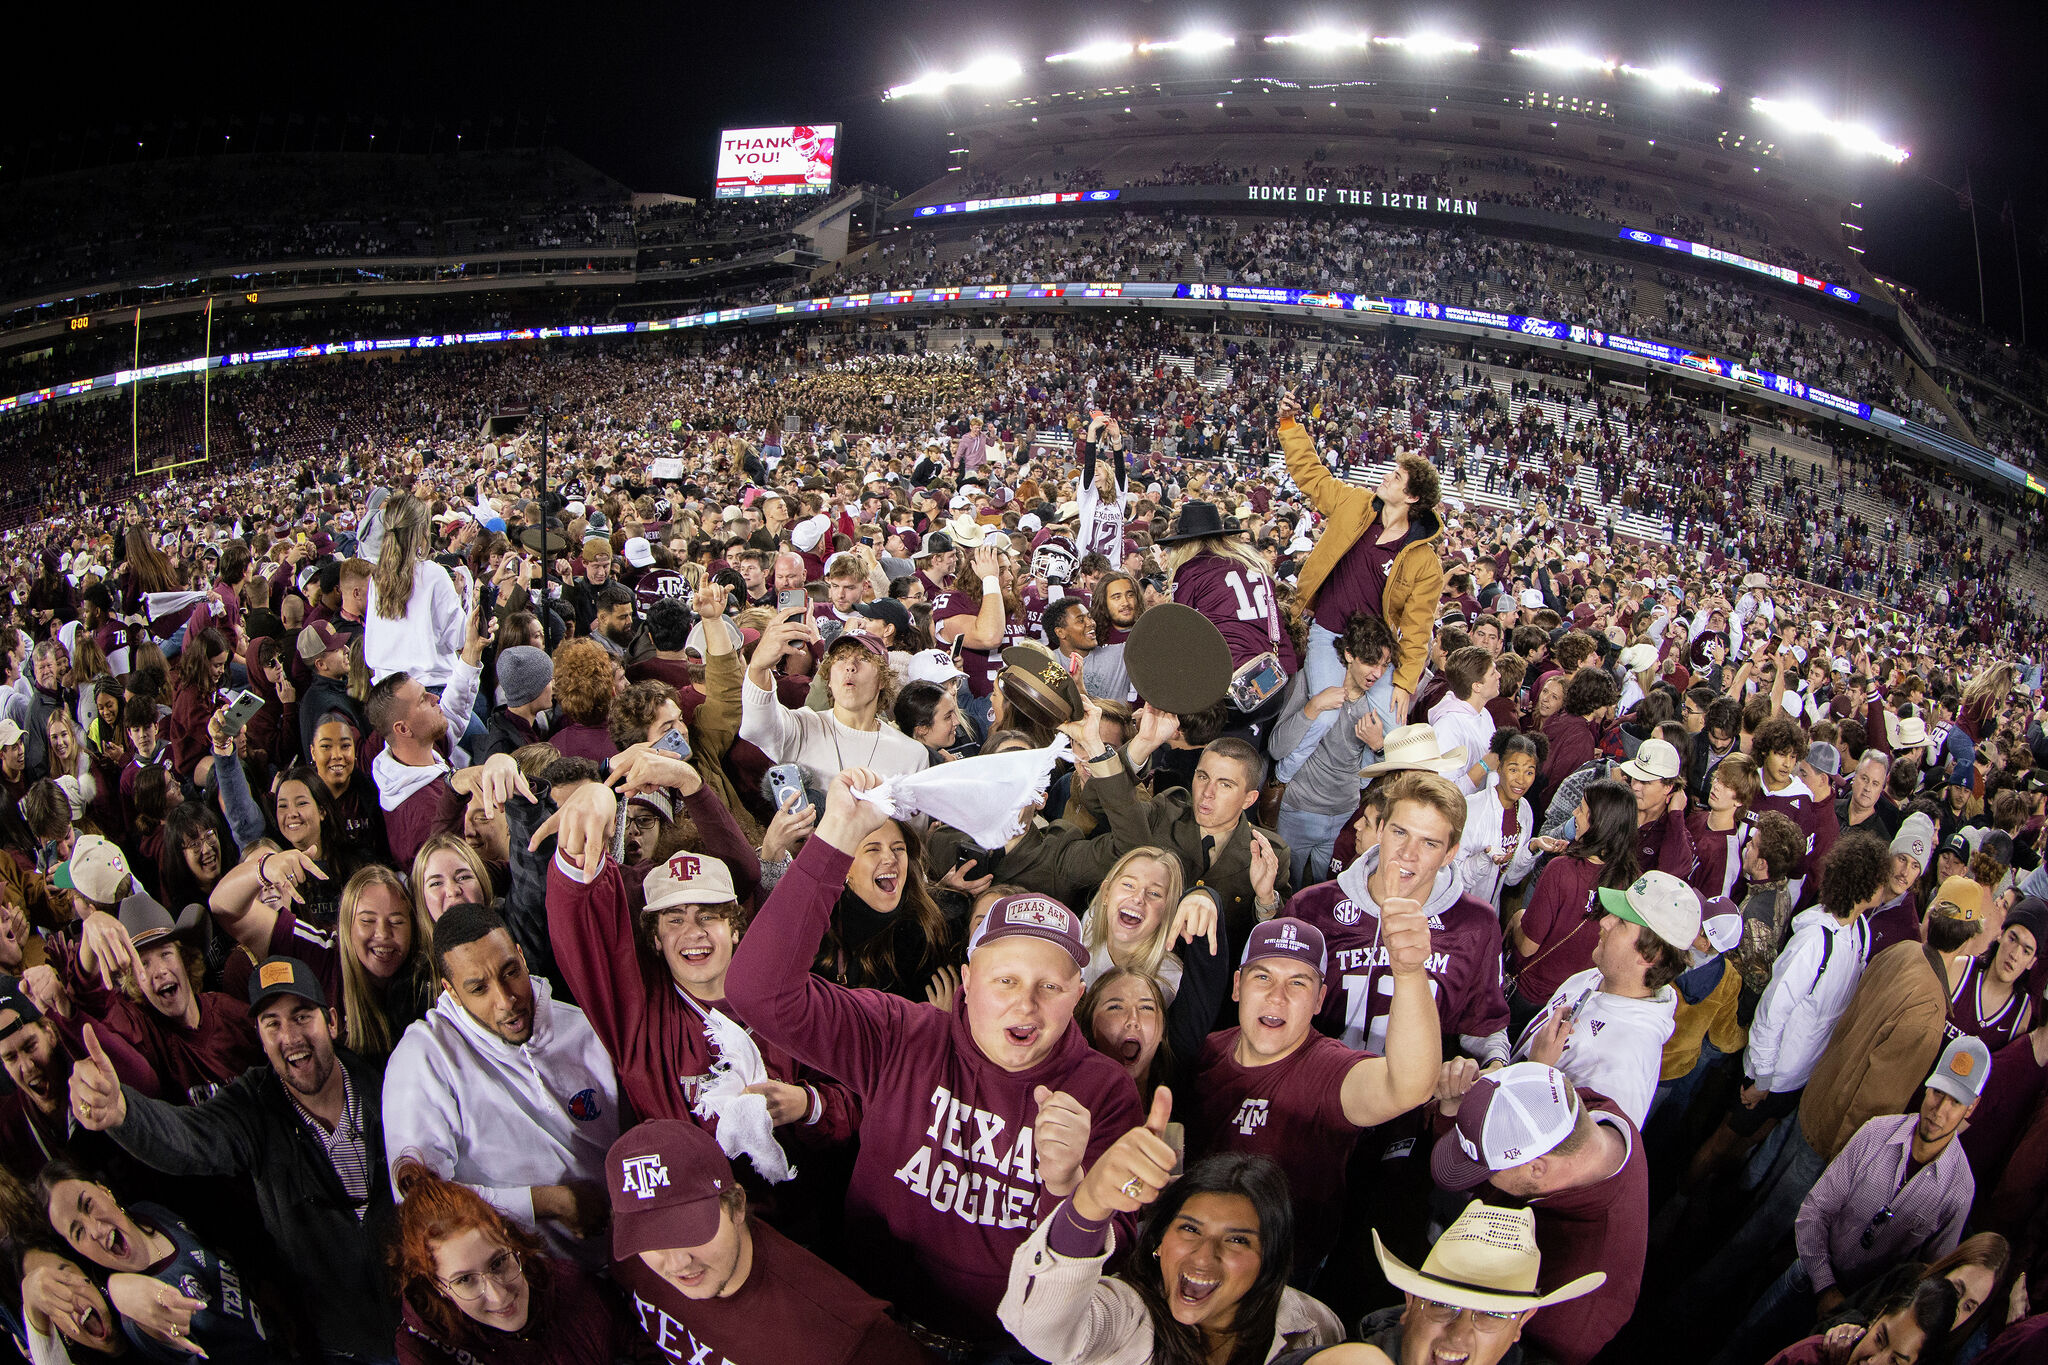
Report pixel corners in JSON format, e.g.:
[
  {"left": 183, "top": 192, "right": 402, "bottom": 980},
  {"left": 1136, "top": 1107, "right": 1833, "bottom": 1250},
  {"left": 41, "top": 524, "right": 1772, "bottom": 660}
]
[{"left": 1156, "top": 501, "right": 1243, "bottom": 545}]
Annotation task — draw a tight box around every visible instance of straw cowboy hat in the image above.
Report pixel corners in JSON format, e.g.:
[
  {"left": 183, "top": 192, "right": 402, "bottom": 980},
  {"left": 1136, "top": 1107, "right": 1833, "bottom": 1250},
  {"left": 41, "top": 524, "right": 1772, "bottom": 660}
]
[
  {"left": 1359, "top": 724, "right": 1474, "bottom": 777},
  {"left": 1359, "top": 724, "right": 1467, "bottom": 778},
  {"left": 1373, "top": 1204, "right": 1606, "bottom": 1315}
]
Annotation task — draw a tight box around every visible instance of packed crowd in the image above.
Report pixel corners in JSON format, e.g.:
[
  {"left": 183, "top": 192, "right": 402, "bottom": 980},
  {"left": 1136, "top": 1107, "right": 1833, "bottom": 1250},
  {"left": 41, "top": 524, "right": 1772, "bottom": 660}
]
[
  {"left": 922, "top": 151, "right": 1848, "bottom": 282},
  {"left": 824, "top": 216, "right": 1915, "bottom": 413},
  {"left": 0, "top": 306, "right": 2038, "bottom": 1365}
]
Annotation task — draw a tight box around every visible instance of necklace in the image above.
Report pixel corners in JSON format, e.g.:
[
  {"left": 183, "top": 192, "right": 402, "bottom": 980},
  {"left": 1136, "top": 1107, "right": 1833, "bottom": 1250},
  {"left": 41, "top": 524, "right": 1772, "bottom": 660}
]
[{"left": 830, "top": 714, "right": 884, "bottom": 773}]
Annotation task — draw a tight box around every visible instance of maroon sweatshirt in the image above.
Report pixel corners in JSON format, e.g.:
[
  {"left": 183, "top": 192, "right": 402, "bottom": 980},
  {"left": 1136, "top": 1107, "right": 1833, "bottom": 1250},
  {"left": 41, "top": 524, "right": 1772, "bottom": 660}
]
[
  {"left": 725, "top": 838, "right": 1141, "bottom": 1340},
  {"left": 1752, "top": 776, "right": 1839, "bottom": 905},
  {"left": 53, "top": 935, "right": 261, "bottom": 1106},
  {"left": 544, "top": 849, "right": 855, "bottom": 1149},
  {"left": 398, "top": 1255, "right": 619, "bottom": 1365}
]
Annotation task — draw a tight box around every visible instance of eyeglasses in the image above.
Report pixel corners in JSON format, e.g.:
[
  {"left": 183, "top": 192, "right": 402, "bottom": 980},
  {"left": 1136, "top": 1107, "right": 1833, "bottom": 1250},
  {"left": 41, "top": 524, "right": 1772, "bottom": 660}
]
[
  {"left": 1414, "top": 1298, "right": 1523, "bottom": 1333},
  {"left": 440, "top": 1249, "right": 524, "bottom": 1301},
  {"left": 1859, "top": 1206, "right": 1895, "bottom": 1250}
]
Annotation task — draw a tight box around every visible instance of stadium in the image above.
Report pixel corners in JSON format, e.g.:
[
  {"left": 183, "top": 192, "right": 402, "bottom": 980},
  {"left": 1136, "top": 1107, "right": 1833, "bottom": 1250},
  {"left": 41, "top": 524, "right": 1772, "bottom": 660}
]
[{"left": 0, "top": 8, "right": 2044, "bottom": 1365}]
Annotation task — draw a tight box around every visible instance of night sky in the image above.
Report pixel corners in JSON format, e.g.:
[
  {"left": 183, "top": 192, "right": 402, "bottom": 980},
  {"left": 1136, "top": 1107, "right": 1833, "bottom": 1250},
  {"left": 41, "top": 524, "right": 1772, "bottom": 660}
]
[{"left": 6, "top": 2, "right": 2044, "bottom": 346}]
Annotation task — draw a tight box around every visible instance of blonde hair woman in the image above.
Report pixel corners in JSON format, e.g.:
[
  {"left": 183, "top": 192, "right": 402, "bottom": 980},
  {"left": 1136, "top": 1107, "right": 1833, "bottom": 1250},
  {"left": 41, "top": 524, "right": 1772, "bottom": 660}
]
[
  {"left": 365, "top": 492, "right": 468, "bottom": 689},
  {"left": 411, "top": 832, "right": 495, "bottom": 924},
  {"left": 336, "top": 864, "right": 435, "bottom": 1058},
  {"left": 1160, "top": 503, "right": 1301, "bottom": 682},
  {"left": 1080, "top": 847, "right": 1194, "bottom": 1002}
]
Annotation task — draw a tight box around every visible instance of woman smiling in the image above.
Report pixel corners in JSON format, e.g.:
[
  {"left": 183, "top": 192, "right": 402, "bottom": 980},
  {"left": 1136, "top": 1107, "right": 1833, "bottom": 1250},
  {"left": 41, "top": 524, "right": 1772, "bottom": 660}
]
[
  {"left": 1001, "top": 1115, "right": 1340, "bottom": 1365},
  {"left": 390, "top": 1159, "right": 619, "bottom": 1364}
]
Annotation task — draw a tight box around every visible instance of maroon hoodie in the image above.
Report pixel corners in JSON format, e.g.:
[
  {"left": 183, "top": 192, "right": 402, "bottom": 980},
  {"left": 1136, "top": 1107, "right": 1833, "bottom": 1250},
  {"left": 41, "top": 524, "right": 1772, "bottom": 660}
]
[{"left": 726, "top": 838, "right": 1141, "bottom": 1339}]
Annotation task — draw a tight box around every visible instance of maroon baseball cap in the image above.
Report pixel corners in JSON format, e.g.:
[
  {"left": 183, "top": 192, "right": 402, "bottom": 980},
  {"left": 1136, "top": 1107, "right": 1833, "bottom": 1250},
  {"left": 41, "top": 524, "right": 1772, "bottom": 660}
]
[
  {"left": 296, "top": 621, "right": 345, "bottom": 664},
  {"left": 1239, "top": 917, "right": 1327, "bottom": 978},
  {"left": 825, "top": 630, "right": 888, "bottom": 660},
  {"left": 968, "top": 893, "right": 1088, "bottom": 969},
  {"left": 607, "top": 1120, "right": 733, "bottom": 1258}
]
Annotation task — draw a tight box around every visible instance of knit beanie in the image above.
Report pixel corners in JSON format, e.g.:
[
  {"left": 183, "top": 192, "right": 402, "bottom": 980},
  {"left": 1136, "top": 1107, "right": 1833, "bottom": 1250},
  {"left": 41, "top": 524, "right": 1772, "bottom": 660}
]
[{"left": 496, "top": 646, "right": 554, "bottom": 710}]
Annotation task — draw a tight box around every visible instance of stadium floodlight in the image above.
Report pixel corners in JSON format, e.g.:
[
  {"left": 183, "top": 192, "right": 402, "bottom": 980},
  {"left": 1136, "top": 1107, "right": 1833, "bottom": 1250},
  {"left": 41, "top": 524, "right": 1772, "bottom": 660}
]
[
  {"left": 1510, "top": 47, "right": 1616, "bottom": 74},
  {"left": 1373, "top": 34, "right": 1479, "bottom": 57},
  {"left": 1620, "top": 64, "right": 1721, "bottom": 96},
  {"left": 1047, "top": 40, "right": 1135, "bottom": 64},
  {"left": 885, "top": 55, "right": 1024, "bottom": 100},
  {"left": 1140, "top": 32, "right": 1236, "bottom": 55},
  {"left": 1266, "top": 29, "right": 1372, "bottom": 50},
  {"left": 1749, "top": 96, "right": 1908, "bottom": 163}
]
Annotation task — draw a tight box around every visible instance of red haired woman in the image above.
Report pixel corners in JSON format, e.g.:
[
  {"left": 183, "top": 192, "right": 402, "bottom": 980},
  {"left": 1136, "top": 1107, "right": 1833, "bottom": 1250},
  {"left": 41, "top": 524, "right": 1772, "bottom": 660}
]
[{"left": 390, "top": 1158, "right": 621, "bottom": 1364}]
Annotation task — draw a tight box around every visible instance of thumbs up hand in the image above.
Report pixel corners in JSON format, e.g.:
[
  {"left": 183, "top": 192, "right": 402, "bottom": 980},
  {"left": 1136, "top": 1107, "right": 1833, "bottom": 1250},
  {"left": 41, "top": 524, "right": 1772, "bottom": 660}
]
[
  {"left": 69, "top": 1024, "right": 127, "bottom": 1132},
  {"left": 1071, "top": 1087, "right": 1179, "bottom": 1221}
]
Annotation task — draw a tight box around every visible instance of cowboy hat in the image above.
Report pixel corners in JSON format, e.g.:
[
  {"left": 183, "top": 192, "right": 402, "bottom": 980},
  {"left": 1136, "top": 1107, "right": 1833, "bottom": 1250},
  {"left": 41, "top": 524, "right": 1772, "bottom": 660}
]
[
  {"left": 1156, "top": 501, "right": 1244, "bottom": 545},
  {"left": 1373, "top": 1205, "right": 1605, "bottom": 1315},
  {"left": 945, "top": 517, "right": 989, "bottom": 549},
  {"left": 1887, "top": 713, "right": 1930, "bottom": 750},
  {"left": 1360, "top": 724, "right": 1467, "bottom": 778}
]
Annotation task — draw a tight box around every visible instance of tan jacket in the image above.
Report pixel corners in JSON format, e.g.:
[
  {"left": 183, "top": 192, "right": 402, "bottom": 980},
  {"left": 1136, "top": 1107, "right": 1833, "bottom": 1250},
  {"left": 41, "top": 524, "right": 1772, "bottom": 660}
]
[
  {"left": 999, "top": 1216, "right": 1342, "bottom": 1365},
  {"left": 1279, "top": 419, "right": 1444, "bottom": 694},
  {"left": 1799, "top": 941, "right": 1951, "bottom": 1160}
]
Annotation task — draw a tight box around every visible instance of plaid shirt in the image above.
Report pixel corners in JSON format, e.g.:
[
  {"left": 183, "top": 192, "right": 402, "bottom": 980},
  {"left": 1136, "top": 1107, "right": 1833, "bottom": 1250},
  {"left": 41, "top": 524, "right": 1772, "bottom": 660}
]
[
  {"left": 1795, "top": 1113, "right": 1975, "bottom": 1294},
  {"left": 286, "top": 1068, "right": 371, "bottom": 1222}
]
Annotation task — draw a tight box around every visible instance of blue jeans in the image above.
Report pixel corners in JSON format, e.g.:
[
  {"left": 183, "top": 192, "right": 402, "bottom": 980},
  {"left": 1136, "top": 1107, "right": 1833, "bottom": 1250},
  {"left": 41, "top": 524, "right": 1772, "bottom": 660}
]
[
  {"left": 1276, "top": 805, "right": 1352, "bottom": 886},
  {"left": 1275, "top": 620, "right": 1345, "bottom": 784},
  {"left": 1680, "top": 1114, "right": 1829, "bottom": 1321}
]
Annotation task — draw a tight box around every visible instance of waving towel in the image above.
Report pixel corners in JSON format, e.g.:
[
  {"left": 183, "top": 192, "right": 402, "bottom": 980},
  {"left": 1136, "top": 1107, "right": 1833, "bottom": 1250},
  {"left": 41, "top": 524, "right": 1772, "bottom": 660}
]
[
  {"left": 691, "top": 1007, "right": 796, "bottom": 1184},
  {"left": 851, "top": 736, "right": 1072, "bottom": 848}
]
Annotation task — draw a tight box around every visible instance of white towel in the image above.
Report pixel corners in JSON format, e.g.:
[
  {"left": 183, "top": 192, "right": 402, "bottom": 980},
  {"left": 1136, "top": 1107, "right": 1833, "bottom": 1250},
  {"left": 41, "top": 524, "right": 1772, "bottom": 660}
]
[
  {"left": 851, "top": 736, "right": 1072, "bottom": 848},
  {"left": 690, "top": 1008, "right": 796, "bottom": 1184}
]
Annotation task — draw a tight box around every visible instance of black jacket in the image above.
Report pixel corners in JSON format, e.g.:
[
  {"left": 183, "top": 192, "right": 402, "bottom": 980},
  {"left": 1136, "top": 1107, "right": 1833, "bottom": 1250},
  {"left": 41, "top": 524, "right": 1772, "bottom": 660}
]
[{"left": 109, "top": 1050, "right": 399, "bottom": 1361}]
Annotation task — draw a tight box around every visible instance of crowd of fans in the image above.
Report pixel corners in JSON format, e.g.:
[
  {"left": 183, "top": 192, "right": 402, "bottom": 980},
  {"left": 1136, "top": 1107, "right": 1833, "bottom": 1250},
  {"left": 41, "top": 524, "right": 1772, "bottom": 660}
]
[
  {"left": 0, "top": 306, "right": 2035, "bottom": 1365},
  {"left": 826, "top": 215, "right": 1913, "bottom": 411}
]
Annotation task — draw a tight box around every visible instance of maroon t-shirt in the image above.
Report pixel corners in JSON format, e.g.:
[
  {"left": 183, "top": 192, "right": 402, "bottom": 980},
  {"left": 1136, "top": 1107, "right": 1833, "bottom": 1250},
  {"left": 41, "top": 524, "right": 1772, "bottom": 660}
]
[
  {"left": 1313, "top": 519, "right": 1409, "bottom": 634},
  {"left": 1171, "top": 553, "right": 1300, "bottom": 674},
  {"left": 1512, "top": 856, "right": 1607, "bottom": 1004},
  {"left": 1188, "top": 1028, "right": 1361, "bottom": 1270},
  {"left": 1752, "top": 779, "right": 1838, "bottom": 903},
  {"left": 615, "top": 1220, "right": 930, "bottom": 1365},
  {"left": 1468, "top": 1097, "right": 1647, "bottom": 1365}
]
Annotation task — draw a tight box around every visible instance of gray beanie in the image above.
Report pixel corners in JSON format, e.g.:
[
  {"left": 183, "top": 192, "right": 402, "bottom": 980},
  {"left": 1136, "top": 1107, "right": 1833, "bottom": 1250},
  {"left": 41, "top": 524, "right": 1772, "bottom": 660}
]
[{"left": 496, "top": 646, "right": 554, "bottom": 709}]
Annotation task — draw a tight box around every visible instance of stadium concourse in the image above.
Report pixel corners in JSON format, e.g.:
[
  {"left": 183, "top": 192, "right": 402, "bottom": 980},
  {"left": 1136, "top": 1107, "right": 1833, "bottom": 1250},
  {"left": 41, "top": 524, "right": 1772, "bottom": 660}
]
[{"left": 1, "top": 79, "right": 2048, "bottom": 1365}]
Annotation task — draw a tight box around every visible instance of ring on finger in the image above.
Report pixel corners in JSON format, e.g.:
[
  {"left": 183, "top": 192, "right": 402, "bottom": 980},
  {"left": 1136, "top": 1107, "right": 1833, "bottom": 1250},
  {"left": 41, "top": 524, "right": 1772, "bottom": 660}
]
[{"left": 1120, "top": 1177, "right": 1145, "bottom": 1200}]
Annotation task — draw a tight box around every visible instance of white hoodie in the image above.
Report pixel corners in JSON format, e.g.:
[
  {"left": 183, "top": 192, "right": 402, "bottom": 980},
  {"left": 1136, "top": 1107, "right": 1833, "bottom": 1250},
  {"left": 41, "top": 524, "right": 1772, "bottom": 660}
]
[
  {"left": 1745, "top": 907, "right": 1870, "bottom": 1094},
  {"left": 383, "top": 975, "right": 623, "bottom": 1266},
  {"left": 1515, "top": 967, "right": 1676, "bottom": 1128}
]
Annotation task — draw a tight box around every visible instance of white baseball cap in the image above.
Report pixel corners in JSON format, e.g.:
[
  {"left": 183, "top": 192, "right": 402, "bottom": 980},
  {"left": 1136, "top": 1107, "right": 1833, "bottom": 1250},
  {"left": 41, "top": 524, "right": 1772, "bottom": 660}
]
[
  {"left": 1432, "top": 1063, "right": 1582, "bottom": 1190},
  {"left": 1598, "top": 870, "right": 1703, "bottom": 951},
  {"left": 907, "top": 649, "right": 967, "bottom": 686},
  {"left": 642, "top": 852, "right": 737, "bottom": 911},
  {"left": 623, "top": 536, "right": 656, "bottom": 569},
  {"left": 1616, "top": 738, "right": 1682, "bottom": 784}
]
